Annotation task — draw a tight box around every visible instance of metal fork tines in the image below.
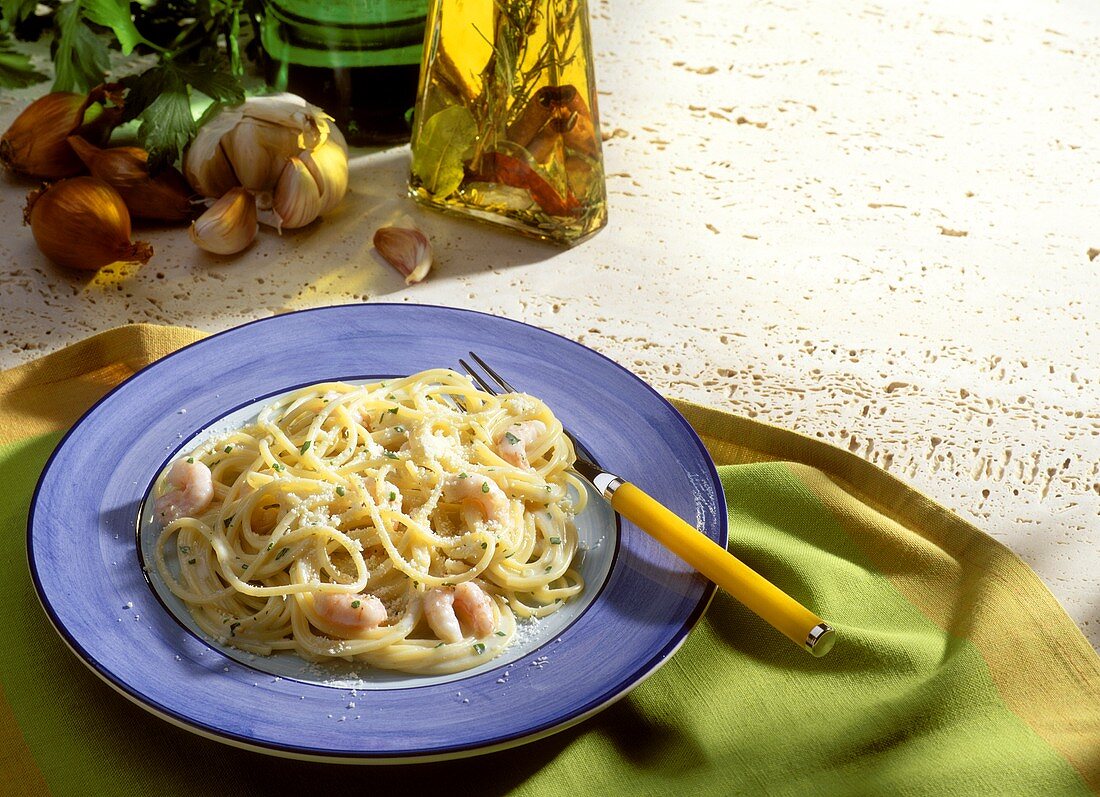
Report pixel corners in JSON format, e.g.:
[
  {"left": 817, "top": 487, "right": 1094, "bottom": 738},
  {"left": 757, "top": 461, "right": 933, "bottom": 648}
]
[{"left": 458, "top": 352, "right": 601, "bottom": 475}]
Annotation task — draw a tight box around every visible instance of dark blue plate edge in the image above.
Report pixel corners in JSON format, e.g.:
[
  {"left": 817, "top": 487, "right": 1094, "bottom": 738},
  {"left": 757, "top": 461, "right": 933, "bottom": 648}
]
[{"left": 26, "top": 302, "right": 727, "bottom": 761}]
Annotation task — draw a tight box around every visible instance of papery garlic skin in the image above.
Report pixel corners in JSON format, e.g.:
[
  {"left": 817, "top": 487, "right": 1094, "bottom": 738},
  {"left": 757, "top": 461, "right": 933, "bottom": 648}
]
[
  {"left": 184, "top": 94, "right": 345, "bottom": 198},
  {"left": 190, "top": 187, "right": 258, "bottom": 255},
  {"left": 273, "top": 157, "right": 323, "bottom": 229},
  {"left": 373, "top": 226, "right": 433, "bottom": 284}
]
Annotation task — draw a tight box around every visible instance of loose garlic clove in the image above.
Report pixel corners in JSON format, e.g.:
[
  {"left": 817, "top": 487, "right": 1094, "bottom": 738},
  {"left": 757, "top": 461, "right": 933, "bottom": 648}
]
[
  {"left": 300, "top": 138, "right": 348, "bottom": 216},
  {"left": 272, "top": 156, "right": 323, "bottom": 229},
  {"left": 373, "top": 226, "right": 433, "bottom": 284},
  {"left": 189, "top": 187, "right": 258, "bottom": 255}
]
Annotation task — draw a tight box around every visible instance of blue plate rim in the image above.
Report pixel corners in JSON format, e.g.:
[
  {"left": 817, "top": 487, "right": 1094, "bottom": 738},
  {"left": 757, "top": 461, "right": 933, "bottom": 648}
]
[{"left": 26, "top": 302, "right": 726, "bottom": 761}]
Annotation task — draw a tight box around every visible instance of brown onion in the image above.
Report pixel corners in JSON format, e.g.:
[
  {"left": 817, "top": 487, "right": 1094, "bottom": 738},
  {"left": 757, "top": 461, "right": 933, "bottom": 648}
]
[
  {"left": 67, "top": 136, "right": 195, "bottom": 222},
  {"left": 1, "top": 85, "right": 124, "bottom": 180},
  {"left": 24, "top": 177, "right": 153, "bottom": 271}
]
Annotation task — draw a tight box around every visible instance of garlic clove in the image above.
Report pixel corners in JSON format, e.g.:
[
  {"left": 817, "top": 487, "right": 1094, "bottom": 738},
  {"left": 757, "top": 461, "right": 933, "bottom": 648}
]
[
  {"left": 189, "top": 187, "right": 258, "bottom": 255},
  {"left": 373, "top": 226, "right": 433, "bottom": 284},
  {"left": 221, "top": 117, "right": 303, "bottom": 192},
  {"left": 272, "top": 156, "right": 323, "bottom": 229},
  {"left": 299, "top": 138, "right": 348, "bottom": 216},
  {"left": 24, "top": 176, "right": 153, "bottom": 270}
]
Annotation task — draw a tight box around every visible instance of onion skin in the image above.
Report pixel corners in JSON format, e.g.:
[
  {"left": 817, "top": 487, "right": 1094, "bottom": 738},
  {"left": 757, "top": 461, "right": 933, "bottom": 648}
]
[
  {"left": 1, "top": 87, "right": 123, "bottom": 180},
  {"left": 67, "top": 136, "right": 195, "bottom": 222},
  {"left": 24, "top": 177, "right": 153, "bottom": 271}
]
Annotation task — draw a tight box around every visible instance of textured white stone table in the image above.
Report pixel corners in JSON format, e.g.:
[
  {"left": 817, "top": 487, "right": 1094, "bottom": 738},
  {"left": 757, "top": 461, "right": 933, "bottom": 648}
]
[{"left": 1, "top": 0, "right": 1096, "bottom": 646}]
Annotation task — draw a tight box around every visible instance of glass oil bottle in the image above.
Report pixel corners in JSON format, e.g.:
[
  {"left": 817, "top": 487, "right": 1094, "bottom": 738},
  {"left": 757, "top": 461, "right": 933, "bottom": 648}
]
[{"left": 408, "top": 0, "right": 608, "bottom": 245}]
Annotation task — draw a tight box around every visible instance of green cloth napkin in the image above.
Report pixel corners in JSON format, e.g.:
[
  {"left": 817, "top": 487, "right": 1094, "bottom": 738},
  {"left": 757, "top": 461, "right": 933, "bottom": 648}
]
[{"left": 1, "top": 324, "right": 1096, "bottom": 796}]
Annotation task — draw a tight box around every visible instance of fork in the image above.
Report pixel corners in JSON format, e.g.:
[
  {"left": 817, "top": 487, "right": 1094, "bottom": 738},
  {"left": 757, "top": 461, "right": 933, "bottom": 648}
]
[{"left": 461, "top": 352, "right": 835, "bottom": 658}]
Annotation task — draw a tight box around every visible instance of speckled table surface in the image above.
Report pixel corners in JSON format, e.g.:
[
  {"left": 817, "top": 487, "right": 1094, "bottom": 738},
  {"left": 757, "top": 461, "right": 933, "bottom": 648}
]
[{"left": 0, "top": 0, "right": 1096, "bottom": 646}]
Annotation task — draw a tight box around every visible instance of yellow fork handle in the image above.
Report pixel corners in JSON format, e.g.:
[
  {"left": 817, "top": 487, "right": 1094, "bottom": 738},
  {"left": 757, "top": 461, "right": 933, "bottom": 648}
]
[{"left": 610, "top": 482, "right": 835, "bottom": 657}]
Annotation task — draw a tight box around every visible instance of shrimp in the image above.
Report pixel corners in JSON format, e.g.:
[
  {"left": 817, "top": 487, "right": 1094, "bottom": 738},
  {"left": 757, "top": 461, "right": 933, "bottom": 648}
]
[
  {"left": 423, "top": 582, "right": 496, "bottom": 643},
  {"left": 497, "top": 420, "right": 546, "bottom": 468},
  {"left": 155, "top": 459, "right": 214, "bottom": 523},
  {"left": 443, "top": 473, "right": 510, "bottom": 525},
  {"left": 312, "top": 592, "right": 386, "bottom": 637}
]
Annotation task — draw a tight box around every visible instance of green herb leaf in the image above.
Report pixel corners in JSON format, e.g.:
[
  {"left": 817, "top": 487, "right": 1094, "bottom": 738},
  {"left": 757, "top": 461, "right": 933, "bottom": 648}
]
[
  {"left": 480, "top": 542, "right": 487, "bottom": 549},
  {"left": 504, "top": 431, "right": 520, "bottom": 445},
  {"left": 82, "top": 0, "right": 149, "bottom": 55},
  {"left": 472, "top": 642, "right": 485, "bottom": 655},
  {"left": 481, "top": 482, "right": 490, "bottom": 493},
  {"left": 383, "top": 452, "right": 399, "bottom": 460},
  {"left": 0, "top": 38, "right": 46, "bottom": 89},
  {"left": 224, "top": 445, "right": 233, "bottom": 453},
  {"left": 275, "top": 547, "right": 289, "bottom": 560},
  {"left": 0, "top": 0, "right": 37, "bottom": 30},
  {"left": 411, "top": 105, "right": 477, "bottom": 197},
  {"left": 186, "top": 457, "right": 194, "bottom": 464},
  {"left": 389, "top": 491, "right": 396, "bottom": 501},
  {"left": 434, "top": 642, "right": 444, "bottom": 648},
  {"left": 336, "top": 486, "right": 346, "bottom": 497},
  {"left": 394, "top": 425, "right": 405, "bottom": 433},
  {"left": 495, "top": 630, "right": 506, "bottom": 636},
  {"left": 458, "top": 472, "right": 468, "bottom": 479},
  {"left": 550, "top": 537, "right": 561, "bottom": 544},
  {"left": 266, "top": 542, "right": 273, "bottom": 551},
  {"left": 52, "top": 2, "right": 109, "bottom": 92},
  {"left": 299, "top": 440, "right": 312, "bottom": 455},
  {"left": 351, "top": 600, "right": 361, "bottom": 608},
  {"left": 179, "top": 545, "right": 190, "bottom": 553}
]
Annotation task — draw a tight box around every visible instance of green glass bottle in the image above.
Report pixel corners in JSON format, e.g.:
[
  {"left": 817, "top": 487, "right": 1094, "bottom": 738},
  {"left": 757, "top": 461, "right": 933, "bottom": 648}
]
[{"left": 258, "top": 0, "right": 429, "bottom": 145}]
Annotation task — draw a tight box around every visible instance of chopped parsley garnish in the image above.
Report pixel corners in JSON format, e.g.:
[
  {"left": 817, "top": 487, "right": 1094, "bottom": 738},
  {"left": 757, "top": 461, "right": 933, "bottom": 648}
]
[
  {"left": 394, "top": 425, "right": 405, "bottom": 433},
  {"left": 336, "top": 486, "right": 345, "bottom": 497},
  {"left": 388, "top": 407, "right": 399, "bottom": 415},
  {"left": 481, "top": 482, "right": 490, "bottom": 493},
  {"left": 241, "top": 564, "right": 248, "bottom": 570},
  {"left": 545, "top": 566, "right": 552, "bottom": 572},
  {"left": 275, "top": 548, "right": 289, "bottom": 560},
  {"left": 351, "top": 600, "right": 361, "bottom": 609},
  {"left": 545, "top": 486, "right": 552, "bottom": 492},
  {"left": 262, "top": 503, "right": 279, "bottom": 510},
  {"left": 550, "top": 537, "right": 561, "bottom": 544},
  {"left": 389, "top": 492, "right": 397, "bottom": 501},
  {"left": 495, "top": 631, "right": 506, "bottom": 637},
  {"left": 472, "top": 643, "right": 486, "bottom": 655},
  {"left": 224, "top": 445, "right": 233, "bottom": 453},
  {"left": 434, "top": 642, "right": 444, "bottom": 648},
  {"left": 458, "top": 472, "right": 469, "bottom": 479},
  {"left": 299, "top": 441, "right": 311, "bottom": 455},
  {"left": 383, "top": 452, "right": 399, "bottom": 460},
  {"left": 179, "top": 545, "right": 190, "bottom": 553},
  {"left": 480, "top": 542, "right": 487, "bottom": 549},
  {"left": 272, "top": 463, "right": 284, "bottom": 471},
  {"left": 504, "top": 431, "right": 520, "bottom": 445},
  {"left": 186, "top": 457, "right": 194, "bottom": 464},
  {"left": 266, "top": 543, "right": 273, "bottom": 551}
]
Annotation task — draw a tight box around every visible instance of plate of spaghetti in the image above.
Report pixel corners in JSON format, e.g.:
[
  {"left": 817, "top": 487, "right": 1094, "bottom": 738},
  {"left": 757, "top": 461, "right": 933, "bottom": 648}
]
[{"left": 28, "top": 304, "right": 726, "bottom": 762}]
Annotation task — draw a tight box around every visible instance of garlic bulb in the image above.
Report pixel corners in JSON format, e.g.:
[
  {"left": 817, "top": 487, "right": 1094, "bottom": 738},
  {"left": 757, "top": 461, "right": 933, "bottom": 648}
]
[
  {"left": 190, "top": 188, "right": 258, "bottom": 255},
  {"left": 374, "top": 226, "right": 433, "bottom": 284},
  {"left": 24, "top": 177, "right": 153, "bottom": 270}
]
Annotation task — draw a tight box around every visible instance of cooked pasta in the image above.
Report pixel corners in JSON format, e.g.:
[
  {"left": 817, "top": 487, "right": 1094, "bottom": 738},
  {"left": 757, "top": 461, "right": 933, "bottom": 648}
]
[{"left": 151, "top": 368, "right": 585, "bottom": 675}]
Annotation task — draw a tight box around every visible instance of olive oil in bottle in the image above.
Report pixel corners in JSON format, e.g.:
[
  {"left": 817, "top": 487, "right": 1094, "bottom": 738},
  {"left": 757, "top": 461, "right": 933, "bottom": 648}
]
[
  {"left": 257, "top": 0, "right": 429, "bottom": 145},
  {"left": 408, "top": 0, "right": 608, "bottom": 245}
]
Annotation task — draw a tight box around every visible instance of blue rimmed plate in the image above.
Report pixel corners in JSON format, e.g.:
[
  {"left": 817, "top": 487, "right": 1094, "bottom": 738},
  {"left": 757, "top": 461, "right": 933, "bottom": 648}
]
[{"left": 28, "top": 304, "right": 726, "bottom": 763}]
